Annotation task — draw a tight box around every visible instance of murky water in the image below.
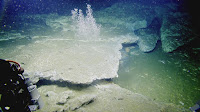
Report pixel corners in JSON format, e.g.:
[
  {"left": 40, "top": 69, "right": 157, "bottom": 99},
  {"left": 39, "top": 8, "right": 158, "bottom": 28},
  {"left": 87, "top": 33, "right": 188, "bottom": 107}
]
[
  {"left": 0, "top": 14, "right": 199, "bottom": 109},
  {"left": 114, "top": 41, "right": 200, "bottom": 108},
  {"left": 1, "top": 1, "right": 200, "bottom": 111}
]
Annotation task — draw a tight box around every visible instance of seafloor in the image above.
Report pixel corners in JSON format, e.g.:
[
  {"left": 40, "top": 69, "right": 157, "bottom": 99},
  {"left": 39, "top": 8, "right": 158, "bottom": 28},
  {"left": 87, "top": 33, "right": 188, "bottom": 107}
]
[{"left": 0, "top": 1, "right": 199, "bottom": 112}]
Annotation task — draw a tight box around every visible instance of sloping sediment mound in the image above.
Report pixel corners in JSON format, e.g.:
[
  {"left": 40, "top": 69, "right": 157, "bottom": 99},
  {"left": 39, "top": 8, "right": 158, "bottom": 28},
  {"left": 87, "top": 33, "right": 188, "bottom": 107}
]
[{"left": 36, "top": 82, "right": 186, "bottom": 112}]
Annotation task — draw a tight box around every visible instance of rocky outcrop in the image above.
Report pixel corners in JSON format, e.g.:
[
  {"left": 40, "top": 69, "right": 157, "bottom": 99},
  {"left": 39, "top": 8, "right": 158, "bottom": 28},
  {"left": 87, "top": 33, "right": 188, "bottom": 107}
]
[
  {"left": 160, "top": 12, "right": 195, "bottom": 52},
  {"left": 95, "top": 2, "right": 156, "bottom": 31},
  {"left": 134, "top": 18, "right": 161, "bottom": 52}
]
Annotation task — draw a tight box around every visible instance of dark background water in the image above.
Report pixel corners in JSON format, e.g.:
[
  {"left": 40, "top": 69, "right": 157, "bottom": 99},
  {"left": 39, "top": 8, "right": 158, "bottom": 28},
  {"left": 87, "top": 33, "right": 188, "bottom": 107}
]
[
  {"left": 0, "top": 0, "right": 189, "bottom": 15},
  {"left": 1, "top": 0, "right": 199, "bottom": 14},
  {"left": 1, "top": 0, "right": 200, "bottom": 34}
]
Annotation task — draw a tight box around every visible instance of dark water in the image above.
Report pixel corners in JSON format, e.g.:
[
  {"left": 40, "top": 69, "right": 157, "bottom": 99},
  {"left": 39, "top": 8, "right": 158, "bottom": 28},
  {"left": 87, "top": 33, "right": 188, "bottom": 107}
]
[
  {"left": 1, "top": 0, "right": 200, "bottom": 34},
  {"left": 0, "top": 0, "right": 200, "bottom": 110}
]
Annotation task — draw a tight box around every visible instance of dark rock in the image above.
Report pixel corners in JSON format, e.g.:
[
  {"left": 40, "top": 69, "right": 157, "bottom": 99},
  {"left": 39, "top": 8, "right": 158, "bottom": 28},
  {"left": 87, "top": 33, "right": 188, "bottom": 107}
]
[
  {"left": 134, "top": 17, "right": 161, "bottom": 52},
  {"left": 160, "top": 12, "right": 195, "bottom": 52}
]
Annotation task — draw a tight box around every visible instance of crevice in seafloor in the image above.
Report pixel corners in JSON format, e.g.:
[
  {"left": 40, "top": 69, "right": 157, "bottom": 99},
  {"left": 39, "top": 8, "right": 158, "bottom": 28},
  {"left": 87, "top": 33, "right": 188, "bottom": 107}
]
[{"left": 36, "top": 78, "right": 113, "bottom": 90}]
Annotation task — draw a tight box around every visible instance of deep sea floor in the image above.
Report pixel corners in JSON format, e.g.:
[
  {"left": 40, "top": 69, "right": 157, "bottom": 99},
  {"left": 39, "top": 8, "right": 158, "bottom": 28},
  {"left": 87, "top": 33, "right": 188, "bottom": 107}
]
[
  {"left": 114, "top": 41, "right": 200, "bottom": 108},
  {"left": 0, "top": 1, "right": 200, "bottom": 110}
]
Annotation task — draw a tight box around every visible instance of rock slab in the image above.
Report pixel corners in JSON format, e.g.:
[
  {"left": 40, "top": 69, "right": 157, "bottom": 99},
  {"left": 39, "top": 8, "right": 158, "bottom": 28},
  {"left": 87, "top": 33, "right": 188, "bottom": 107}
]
[{"left": 16, "top": 37, "right": 122, "bottom": 84}]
